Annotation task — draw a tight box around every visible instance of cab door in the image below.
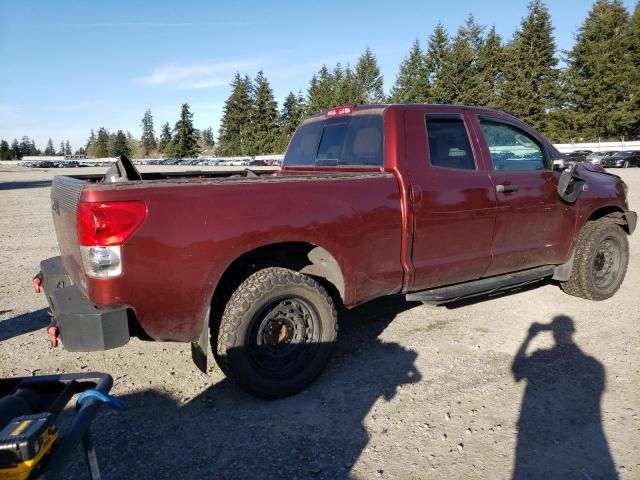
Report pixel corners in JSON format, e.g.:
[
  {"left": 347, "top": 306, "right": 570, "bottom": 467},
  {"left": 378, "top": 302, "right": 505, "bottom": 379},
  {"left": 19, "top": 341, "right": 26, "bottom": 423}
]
[
  {"left": 405, "top": 108, "right": 497, "bottom": 291},
  {"left": 471, "top": 115, "right": 576, "bottom": 276}
]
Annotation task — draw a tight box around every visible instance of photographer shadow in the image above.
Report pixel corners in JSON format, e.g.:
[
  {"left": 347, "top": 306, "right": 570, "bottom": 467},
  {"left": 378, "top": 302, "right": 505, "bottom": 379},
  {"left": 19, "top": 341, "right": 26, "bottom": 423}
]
[{"left": 512, "top": 315, "right": 617, "bottom": 479}]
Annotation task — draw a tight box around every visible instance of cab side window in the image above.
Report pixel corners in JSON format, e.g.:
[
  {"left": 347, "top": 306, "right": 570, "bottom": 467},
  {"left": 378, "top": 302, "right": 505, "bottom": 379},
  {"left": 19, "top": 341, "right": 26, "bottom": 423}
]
[
  {"left": 480, "top": 119, "right": 547, "bottom": 171},
  {"left": 425, "top": 115, "right": 476, "bottom": 170}
]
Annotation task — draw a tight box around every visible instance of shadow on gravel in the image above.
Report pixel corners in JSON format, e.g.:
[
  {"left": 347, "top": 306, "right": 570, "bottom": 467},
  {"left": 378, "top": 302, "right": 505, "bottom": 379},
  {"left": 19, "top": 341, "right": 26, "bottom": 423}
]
[
  {"left": 0, "top": 180, "right": 52, "bottom": 190},
  {"left": 512, "top": 315, "right": 617, "bottom": 480},
  {"left": 0, "top": 308, "right": 49, "bottom": 342},
  {"left": 73, "top": 296, "right": 423, "bottom": 480}
]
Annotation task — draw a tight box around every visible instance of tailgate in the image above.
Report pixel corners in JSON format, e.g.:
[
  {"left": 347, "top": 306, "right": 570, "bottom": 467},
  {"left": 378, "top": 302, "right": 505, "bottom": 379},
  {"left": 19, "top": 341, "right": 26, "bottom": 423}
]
[{"left": 50, "top": 176, "right": 87, "bottom": 293}]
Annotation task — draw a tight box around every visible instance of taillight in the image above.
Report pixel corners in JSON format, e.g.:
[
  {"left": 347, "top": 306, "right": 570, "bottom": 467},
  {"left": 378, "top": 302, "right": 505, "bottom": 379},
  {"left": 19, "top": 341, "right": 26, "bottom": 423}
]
[
  {"left": 78, "top": 201, "right": 147, "bottom": 246},
  {"left": 77, "top": 201, "right": 146, "bottom": 278},
  {"left": 326, "top": 105, "right": 355, "bottom": 117}
]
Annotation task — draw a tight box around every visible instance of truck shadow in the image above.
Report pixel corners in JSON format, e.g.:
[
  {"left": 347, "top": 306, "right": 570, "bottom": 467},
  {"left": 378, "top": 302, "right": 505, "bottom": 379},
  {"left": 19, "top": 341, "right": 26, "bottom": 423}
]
[
  {"left": 72, "top": 296, "right": 423, "bottom": 479},
  {"left": 0, "top": 308, "right": 50, "bottom": 342},
  {"left": 442, "top": 279, "right": 551, "bottom": 309},
  {"left": 0, "top": 180, "right": 52, "bottom": 190},
  {"left": 511, "top": 315, "right": 617, "bottom": 479}
]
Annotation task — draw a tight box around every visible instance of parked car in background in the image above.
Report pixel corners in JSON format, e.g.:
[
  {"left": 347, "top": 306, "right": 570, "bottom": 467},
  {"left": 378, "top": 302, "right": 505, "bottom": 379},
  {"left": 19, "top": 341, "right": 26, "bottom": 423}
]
[
  {"left": 601, "top": 151, "right": 640, "bottom": 168},
  {"left": 585, "top": 151, "right": 615, "bottom": 165},
  {"left": 566, "top": 149, "right": 593, "bottom": 163}
]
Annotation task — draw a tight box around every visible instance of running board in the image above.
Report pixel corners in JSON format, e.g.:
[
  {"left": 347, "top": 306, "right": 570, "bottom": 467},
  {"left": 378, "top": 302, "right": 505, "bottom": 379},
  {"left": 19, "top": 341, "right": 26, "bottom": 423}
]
[{"left": 406, "top": 265, "right": 555, "bottom": 305}]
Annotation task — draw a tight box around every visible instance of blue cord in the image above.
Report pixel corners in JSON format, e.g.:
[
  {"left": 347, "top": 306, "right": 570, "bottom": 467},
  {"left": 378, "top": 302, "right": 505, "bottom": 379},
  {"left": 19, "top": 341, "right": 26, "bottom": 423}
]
[{"left": 76, "top": 389, "right": 125, "bottom": 410}]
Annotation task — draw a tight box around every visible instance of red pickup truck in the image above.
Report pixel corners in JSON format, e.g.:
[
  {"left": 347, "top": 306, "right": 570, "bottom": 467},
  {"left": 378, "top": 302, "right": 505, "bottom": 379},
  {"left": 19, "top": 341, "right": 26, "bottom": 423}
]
[{"left": 37, "top": 104, "right": 636, "bottom": 398}]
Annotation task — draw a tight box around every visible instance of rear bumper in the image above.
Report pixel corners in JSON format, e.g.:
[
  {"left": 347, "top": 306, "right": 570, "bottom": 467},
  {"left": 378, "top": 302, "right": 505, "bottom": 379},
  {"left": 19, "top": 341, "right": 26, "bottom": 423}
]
[{"left": 39, "top": 256, "right": 130, "bottom": 351}]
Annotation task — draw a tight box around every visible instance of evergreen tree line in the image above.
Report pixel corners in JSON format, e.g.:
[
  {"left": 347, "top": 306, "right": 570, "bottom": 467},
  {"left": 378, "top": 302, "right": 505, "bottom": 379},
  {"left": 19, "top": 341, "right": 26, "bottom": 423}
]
[
  {"left": 83, "top": 105, "right": 215, "bottom": 159},
  {"left": 3, "top": 0, "right": 637, "bottom": 161},
  {"left": 216, "top": 0, "right": 640, "bottom": 156},
  {"left": 216, "top": 48, "right": 386, "bottom": 156},
  {"left": 0, "top": 137, "right": 77, "bottom": 160}
]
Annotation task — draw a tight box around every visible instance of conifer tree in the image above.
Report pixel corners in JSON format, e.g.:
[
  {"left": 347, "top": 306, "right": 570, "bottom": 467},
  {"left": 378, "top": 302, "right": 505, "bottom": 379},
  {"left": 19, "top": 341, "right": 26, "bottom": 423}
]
[
  {"left": 248, "top": 71, "right": 279, "bottom": 155},
  {"left": 110, "top": 130, "right": 131, "bottom": 157},
  {"left": 476, "top": 26, "right": 505, "bottom": 108},
  {"left": 563, "top": 0, "right": 636, "bottom": 139},
  {"left": 18, "top": 137, "right": 32, "bottom": 157},
  {"left": 435, "top": 15, "right": 485, "bottom": 105},
  {"left": 0, "top": 140, "right": 9, "bottom": 160},
  {"left": 217, "top": 73, "right": 254, "bottom": 156},
  {"left": 200, "top": 127, "right": 214, "bottom": 146},
  {"left": 95, "top": 128, "right": 110, "bottom": 158},
  {"left": 65, "top": 141, "right": 72, "bottom": 156},
  {"left": 307, "top": 66, "right": 336, "bottom": 114},
  {"left": 11, "top": 139, "right": 20, "bottom": 160},
  {"left": 173, "top": 103, "right": 200, "bottom": 158},
  {"left": 354, "top": 48, "right": 385, "bottom": 103},
  {"left": 499, "top": 0, "right": 558, "bottom": 135},
  {"left": 425, "top": 23, "right": 450, "bottom": 102},
  {"left": 389, "top": 39, "right": 431, "bottom": 103},
  {"left": 86, "top": 129, "right": 97, "bottom": 156},
  {"left": 629, "top": 2, "right": 640, "bottom": 134},
  {"left": 159, "top": 122, "right": 172, "bottom": 153},
  {"left": 276, "top": 91, "right": 306, "bottom": 153},
  {"left": 44, "top": 138, "right": 56, "bottom": 156},
  {"left": 140, "top": 109, "right": 157, "bottom": 156},
  {"left": 332, "top": 64, "right": 359, "bottom": 105}
]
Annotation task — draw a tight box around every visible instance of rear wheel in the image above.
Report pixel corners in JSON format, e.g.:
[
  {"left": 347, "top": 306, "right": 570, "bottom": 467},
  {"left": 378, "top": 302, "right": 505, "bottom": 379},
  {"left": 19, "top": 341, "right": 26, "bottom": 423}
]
[
  {"left": 623, "top": 160, "right": 629, "bottom": 168},
  {"left": 561, "top": 219, "right": 629, "bottom": 300},
  {"left": 213, "top": 267, "right": 337, "bottom": 398}
]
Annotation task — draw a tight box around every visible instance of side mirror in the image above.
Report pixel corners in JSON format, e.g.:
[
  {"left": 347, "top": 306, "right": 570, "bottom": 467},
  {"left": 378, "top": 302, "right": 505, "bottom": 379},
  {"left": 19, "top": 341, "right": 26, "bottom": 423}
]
[
  {"left": 557, "top": 165, "right": 585, "bottom": 203},
  {"left": 552, "top": 159, "right": 565, "bottom": 171}
]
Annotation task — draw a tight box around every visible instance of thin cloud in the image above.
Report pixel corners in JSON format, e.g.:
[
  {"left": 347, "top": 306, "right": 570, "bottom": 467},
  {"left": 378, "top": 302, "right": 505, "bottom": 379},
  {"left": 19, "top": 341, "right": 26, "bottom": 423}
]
[
  {"left": 137, "top": 59, "right": 273, "bottom": 89},
  {"left": 69, "top": 21, "right": 254, "bottom": 28}
]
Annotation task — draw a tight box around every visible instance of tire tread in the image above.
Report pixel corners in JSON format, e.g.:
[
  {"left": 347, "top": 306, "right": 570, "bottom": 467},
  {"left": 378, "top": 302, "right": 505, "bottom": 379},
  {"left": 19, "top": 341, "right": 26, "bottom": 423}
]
[
  {"left": 561, "top": 218, "right": 628, "bottom": 300},
  {"left": 212, "top": 267, "right": 337, "bottom": 395}
]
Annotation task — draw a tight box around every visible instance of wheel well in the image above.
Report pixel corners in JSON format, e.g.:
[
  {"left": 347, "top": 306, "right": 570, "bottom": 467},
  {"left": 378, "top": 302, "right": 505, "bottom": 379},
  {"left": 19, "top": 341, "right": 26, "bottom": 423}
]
[
  {"left": 209, "top": 242, "right": 345, "bottom": 330},
  {"left": 586, "top": 207, "right": 631, "bottom": 234}
]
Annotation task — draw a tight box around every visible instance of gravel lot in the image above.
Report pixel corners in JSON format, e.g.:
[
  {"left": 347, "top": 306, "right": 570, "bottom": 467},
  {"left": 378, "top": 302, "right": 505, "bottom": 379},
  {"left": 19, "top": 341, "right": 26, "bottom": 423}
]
[{"left": 1, "top": 165, "right": 638, "bottom": 479}]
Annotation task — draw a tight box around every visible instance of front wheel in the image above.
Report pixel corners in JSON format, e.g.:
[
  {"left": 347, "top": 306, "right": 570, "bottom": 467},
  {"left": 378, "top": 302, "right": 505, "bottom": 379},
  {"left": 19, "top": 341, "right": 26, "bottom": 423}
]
[
  {"left": 214, "top": 267, "right": 337, "bottom": 398},
  {"left": 623, "top": 160, "right": 629, "bottom": 168},
  {"left": 561, "top": 219, "right": 629, "bottom": 300}
]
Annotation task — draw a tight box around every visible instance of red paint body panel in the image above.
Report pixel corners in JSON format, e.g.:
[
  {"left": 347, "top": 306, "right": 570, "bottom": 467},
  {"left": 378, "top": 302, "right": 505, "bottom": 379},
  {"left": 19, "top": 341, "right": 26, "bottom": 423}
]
[
  {"left": 80, "top": 174, "right": 403, "bottom": 341},
  {"left": 402, "top": 107, "right": 497, "bottom": 289},
  {"left": 48, "top": 104, "right": 633, "bottom": 344}
]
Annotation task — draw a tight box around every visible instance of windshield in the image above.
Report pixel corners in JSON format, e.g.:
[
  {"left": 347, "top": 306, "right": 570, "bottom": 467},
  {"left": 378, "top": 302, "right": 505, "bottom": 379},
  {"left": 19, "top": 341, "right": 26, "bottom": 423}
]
[
  {"left": 284, "top": 113, "right": 384, "bottom": 167},
  {"left": 611, "top": 152, "right": 631, "bottom": 158}
]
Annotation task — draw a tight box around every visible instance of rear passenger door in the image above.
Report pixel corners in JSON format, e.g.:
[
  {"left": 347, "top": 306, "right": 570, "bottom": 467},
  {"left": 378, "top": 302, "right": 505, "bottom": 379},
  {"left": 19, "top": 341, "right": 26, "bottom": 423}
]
[
  {"left": 473, "top": 116, "right": 575, "bottom": 276},
  {"left": 405, "top": 109, "right": 497, "bottom": 290}
]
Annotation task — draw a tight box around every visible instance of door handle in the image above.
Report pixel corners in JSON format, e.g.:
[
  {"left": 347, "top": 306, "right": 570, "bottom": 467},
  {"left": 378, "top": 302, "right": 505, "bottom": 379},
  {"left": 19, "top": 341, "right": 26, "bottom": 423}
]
[{"left": 496, "top": 184, "right": 519, "bottom": 193}]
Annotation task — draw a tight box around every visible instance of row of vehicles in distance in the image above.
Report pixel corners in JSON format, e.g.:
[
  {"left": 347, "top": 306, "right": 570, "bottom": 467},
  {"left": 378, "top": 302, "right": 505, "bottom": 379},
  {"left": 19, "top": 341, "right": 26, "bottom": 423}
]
[
  {"left": 17, "top": 157, "right": 283, "bottom": 168},
  {"left": 565, "top": 149, "right": 640, "bottom": 168},
  {"left": 135, "top": 157, "right": 283, "bottom": 167},
  {"left": 17, "top": 160, "right": 111, "bottom": 168}
]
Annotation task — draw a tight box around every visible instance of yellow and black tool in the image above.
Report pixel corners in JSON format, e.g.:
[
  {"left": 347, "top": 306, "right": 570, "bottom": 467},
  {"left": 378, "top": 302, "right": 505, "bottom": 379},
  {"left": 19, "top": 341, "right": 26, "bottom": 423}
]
[
  {"left": 0, "top": 372, "right": 118, "bottom": 480},
  {"left": 0, "top": 413, "right": 58, "bottom": 480}
]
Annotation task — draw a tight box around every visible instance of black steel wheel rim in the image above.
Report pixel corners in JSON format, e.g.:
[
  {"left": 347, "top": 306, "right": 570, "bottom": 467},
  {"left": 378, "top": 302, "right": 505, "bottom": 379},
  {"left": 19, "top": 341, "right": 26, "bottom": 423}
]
[
  {"left": 248, "top": 296, "right": 321, "bottom": 378},
  {"left": 592, "top": 236, "right": 622, "bottom": 289}
]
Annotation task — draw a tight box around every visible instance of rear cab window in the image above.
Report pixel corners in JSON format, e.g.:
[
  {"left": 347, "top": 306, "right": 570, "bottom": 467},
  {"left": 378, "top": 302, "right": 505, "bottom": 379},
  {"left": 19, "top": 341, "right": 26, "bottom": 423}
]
[
  {"left": 425, "top": 114, "right": 476, "bottom": 170},
  {"left": 284, "top": 111, "right": 384, "bottom": 167}
]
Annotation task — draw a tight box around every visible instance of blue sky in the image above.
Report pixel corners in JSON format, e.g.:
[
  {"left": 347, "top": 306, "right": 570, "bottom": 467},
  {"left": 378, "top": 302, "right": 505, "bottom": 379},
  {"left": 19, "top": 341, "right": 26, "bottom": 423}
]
[{"left": 0, "top": 0, "right": 636, "bottom": 150}]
